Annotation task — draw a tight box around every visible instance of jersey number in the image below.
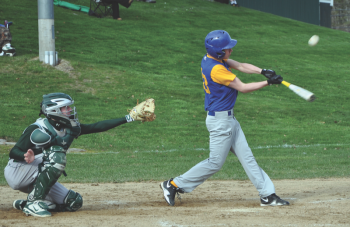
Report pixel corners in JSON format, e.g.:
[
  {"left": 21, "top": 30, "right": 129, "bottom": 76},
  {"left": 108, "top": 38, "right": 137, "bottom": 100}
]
[{"left": 201, "top": 69, "right": 211, "bottom": 94}]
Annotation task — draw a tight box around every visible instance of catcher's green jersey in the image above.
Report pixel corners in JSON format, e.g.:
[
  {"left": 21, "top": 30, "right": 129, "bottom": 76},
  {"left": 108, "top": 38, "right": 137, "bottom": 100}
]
[
  {"left": 9, "top": 117, "right": 127, "bottom": 161},
  {"left": 29, "top": 118, "right": 81, "bottom": 152}
]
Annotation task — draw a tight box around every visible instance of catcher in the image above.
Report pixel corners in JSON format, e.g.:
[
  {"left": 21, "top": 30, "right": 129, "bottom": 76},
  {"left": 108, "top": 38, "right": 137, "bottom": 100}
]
[{"left": 4, "top": 93, "right": 155, "bottom": 217}]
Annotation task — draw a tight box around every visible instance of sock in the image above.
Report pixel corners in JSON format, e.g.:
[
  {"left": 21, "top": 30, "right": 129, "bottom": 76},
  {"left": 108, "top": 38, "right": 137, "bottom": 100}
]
[{"left": 170, "top": 180, "right": 178, "bottom": 188}]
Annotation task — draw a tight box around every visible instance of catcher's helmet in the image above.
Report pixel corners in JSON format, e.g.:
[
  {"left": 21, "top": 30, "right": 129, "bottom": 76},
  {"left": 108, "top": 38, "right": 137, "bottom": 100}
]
[
  {"left": 205, "top": 30, "right": 237, "bottom": 59},
  {"left": 40, "top": 93, "right": 78, "bottom": 127}
]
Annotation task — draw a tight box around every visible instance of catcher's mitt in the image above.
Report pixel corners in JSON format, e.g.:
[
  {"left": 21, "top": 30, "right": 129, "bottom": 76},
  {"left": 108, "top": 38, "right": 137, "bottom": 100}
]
[{"left": 129, "top": 98, "right": 156, "bottom": 122}]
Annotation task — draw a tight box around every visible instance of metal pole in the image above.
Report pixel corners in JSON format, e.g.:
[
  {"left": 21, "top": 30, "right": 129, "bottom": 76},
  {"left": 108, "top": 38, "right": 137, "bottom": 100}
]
[{"left": 38, "top": 0, "right": 55, "bottom": 64}]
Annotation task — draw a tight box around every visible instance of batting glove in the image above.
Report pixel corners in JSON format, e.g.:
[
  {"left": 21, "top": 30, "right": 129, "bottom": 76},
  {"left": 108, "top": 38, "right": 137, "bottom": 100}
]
[
  {"left": 267, "top": 75, "right": 283, "bottom": 85},
  {"left": 261, "top": 69, "right": 276, "bottom": 79}
]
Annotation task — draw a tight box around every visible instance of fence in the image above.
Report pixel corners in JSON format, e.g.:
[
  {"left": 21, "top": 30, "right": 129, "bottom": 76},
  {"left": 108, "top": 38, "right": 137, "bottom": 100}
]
[
  {"left": 332, "top": 9, "right": 350, "bottom": 32},
  {"left": 214, "top": 0, "right": 350, "bottom": 32}
]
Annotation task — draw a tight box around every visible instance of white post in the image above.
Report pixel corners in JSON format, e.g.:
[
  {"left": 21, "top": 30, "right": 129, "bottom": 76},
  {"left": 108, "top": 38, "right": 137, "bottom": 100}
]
[
  {"left": 38, "top": 0, "right": 56, "bottom": 65},
  {"left": 44, "top": 51, "right": 49, "bottom": 64},
  {"left": 49, "top": 51, "right": 55, "bottom": 66}
]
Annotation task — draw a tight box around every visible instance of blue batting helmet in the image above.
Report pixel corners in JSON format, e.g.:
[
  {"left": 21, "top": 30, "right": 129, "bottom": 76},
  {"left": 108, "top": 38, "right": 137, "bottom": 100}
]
[{"left": 205, "top": 30, "right": 237, "bottom": 59}]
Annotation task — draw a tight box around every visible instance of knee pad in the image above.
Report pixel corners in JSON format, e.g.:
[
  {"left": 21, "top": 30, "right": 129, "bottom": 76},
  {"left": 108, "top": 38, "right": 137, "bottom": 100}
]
[
  {"left": 44, "top": 146, "right": 67, "bottom": 171},
  {"left": 63, "top": 189, "right": 83, "bottom": 211}
]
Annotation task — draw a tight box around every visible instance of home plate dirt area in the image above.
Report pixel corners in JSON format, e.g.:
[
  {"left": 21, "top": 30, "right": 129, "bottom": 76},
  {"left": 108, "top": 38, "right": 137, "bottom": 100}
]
[{"left": 0, "top": 178, "right": 349, "bottom": 226}]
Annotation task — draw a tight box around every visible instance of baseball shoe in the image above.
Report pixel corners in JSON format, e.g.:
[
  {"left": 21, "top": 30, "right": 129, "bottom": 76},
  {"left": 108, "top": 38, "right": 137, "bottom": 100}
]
[
  {"left": 2, "top": 43, "right": 15, "bottom": 53},
  {"left": 160, "top": 178, "right": 184, "bottom": 206},
  {"left": 23, "top": 200, "right": 52, "bottom": 217},
  {"left": 13, "top": 199, "right": 56, "bottom": 211},
  {"left": 0, "top": 51, "right": 15, "bottom": 57},
  {"left": 13, "top": 199, "right": 27, "bottom": 211},
  {"left": 6, "top": 52, "right": 15, "bottom": 57},
  {"left": 260, "top": 193, "right": 290, "bottom": 206}
]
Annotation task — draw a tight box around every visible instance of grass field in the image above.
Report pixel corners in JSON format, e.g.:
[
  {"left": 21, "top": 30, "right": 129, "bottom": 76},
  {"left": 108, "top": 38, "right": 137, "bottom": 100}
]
[{"left": 0, "top": 0, "right": 349, "bottom": 185}]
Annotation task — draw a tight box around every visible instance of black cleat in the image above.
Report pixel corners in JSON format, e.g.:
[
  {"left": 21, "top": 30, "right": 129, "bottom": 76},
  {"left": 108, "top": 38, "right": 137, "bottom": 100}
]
[
  {"left": 160, "top": 178, "right": 184, "bottom": 206},
  {"left": 260, "top": 193, "right": 290, "bottom": 206}
]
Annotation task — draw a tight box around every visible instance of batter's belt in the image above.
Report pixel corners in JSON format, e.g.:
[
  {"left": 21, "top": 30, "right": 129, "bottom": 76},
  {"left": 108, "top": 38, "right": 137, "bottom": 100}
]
[{"left": 207, "top": 109, "right": 234, "bottom": 117}]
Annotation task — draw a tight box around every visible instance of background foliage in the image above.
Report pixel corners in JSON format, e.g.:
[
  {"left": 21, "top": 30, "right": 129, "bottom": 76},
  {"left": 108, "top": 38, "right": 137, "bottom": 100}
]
[{"left": 0, "top": 0, "right": 349, "bottom": 185}]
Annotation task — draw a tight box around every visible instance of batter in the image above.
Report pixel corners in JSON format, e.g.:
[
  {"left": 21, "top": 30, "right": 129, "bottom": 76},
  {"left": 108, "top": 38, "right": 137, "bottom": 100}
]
[{"left": 160, "top": 30, "right": 289, "bottom": 207}]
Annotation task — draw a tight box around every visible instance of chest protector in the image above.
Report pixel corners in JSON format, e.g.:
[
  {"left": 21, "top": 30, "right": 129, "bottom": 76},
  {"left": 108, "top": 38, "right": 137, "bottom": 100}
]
[{"left": 30, "top": 118, "right": 81, "bottom": 151}]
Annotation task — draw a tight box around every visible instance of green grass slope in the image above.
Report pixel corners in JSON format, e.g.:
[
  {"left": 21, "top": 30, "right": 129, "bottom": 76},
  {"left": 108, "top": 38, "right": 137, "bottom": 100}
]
[{"left": 0, "top": 0, "right": 349, "bottom": 184}]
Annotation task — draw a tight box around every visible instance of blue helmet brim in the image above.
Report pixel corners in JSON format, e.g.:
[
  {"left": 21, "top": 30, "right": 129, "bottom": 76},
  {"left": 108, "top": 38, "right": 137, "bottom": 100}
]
[{"left": 223, "top": 39, "right": 237, "bottom": 50}]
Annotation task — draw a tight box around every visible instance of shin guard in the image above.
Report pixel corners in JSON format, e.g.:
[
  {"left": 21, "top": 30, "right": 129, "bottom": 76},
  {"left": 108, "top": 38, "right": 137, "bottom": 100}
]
[{"left": 27, "top": 146, "right": 66, "bottom": 202}]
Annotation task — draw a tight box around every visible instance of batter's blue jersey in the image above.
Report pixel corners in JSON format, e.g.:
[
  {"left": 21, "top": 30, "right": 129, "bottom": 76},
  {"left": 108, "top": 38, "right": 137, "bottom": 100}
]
[{"left": 201, "top": 54, "right": 238, "bottom": 111}]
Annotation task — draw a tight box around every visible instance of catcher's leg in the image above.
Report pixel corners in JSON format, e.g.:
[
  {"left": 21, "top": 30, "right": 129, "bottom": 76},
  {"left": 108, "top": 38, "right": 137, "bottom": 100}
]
[
  {"left": 23, "top": 146, "right": 67, "bottom": 217},
  {"left": 14, "top": 183, "right": 82, "bottom": 212},
  {"left": 52, "top": 189, "right": 83, "bottom": 212},
  {"left": 14, "top": 189, "right": 83, "bottom": 212}
]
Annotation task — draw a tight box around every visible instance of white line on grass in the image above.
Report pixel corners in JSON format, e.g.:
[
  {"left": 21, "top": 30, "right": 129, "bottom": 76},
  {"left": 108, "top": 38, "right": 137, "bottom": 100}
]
[
  {"left": 67, "top": 143, "right": 350, "bottom": 155},
  {"left": 253, "top": 143, "right": 350, "bottom": 149},
  {"left": 70, "top": 151, "right": 120, "bottom": 155},
  {"left": 137, "top": 143, "right": 349, "bottom": 153}
]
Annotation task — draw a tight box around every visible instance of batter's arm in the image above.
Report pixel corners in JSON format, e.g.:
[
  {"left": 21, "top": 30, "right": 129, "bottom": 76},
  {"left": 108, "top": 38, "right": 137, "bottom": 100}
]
[
  {"left": 226, "top": 59, "right": 262, "bottom": 74},
  {"left": 228, "top": 77, "right": 268, "bottom": 93}
]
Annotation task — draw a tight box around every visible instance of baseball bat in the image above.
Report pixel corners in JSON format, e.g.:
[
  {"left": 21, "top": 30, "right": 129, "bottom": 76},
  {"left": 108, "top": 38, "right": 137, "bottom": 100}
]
[{"left": 281, "top": 81, "right": 316, "bottom": 102}]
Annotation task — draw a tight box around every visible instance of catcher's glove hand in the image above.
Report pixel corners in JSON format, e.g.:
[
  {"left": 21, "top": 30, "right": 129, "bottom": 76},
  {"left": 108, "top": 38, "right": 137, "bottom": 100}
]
[{"left": 129, "top": 98, "right": 156, "bottom": 122}]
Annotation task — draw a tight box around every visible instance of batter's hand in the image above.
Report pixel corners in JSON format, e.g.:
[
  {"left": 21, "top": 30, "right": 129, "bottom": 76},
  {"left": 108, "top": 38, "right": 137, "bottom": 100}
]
[
  {"left": 267, "top": 75, "right": 283, "bottom": 85},
  {"left": 24, "top": 149, "right": 35, "bottom": 164},
  {"left": 261, "top": 69, "right": 276, "bottom": 79}
]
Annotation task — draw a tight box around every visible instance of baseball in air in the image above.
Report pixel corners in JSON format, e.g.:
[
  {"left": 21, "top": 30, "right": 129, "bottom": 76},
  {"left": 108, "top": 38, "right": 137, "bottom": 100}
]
[{"left": 308, "top": 35, "right": 319, "bottom": 46}]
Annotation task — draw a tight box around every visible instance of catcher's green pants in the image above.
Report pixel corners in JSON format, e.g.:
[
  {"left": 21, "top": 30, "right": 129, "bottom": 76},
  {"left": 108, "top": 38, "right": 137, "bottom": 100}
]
[{"left": 173, "top": 109, "right": 276, "bottom": 198}]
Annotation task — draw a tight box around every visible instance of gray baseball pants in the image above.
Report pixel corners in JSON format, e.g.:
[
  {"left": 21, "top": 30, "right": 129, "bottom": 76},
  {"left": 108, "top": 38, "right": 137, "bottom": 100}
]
[
  {"left": 4, "top": 153, "right": 69, "bottom": 204},
  {"left": 173, "top": 109, "right": 275, "bottom": 198}
]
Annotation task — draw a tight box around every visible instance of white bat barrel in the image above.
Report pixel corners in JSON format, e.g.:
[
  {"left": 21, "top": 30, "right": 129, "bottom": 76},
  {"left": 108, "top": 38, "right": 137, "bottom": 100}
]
[{"left": 289, "top": 84, "right": 315, "bottom": 102}]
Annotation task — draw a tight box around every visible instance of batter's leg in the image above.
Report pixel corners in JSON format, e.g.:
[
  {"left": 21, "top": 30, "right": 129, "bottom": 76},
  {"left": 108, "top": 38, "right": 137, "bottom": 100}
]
[
  {"left": 173, "top": 115, "right": 234, "bottom": 192},
  {"left": 230, "top": 118, "right": 275, "bottom": 197}
]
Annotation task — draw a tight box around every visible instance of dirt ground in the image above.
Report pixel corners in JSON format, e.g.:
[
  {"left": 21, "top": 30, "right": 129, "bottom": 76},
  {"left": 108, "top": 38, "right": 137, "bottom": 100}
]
[{"left": 0, "top": 178, "right": 349, "bottom": 227}]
